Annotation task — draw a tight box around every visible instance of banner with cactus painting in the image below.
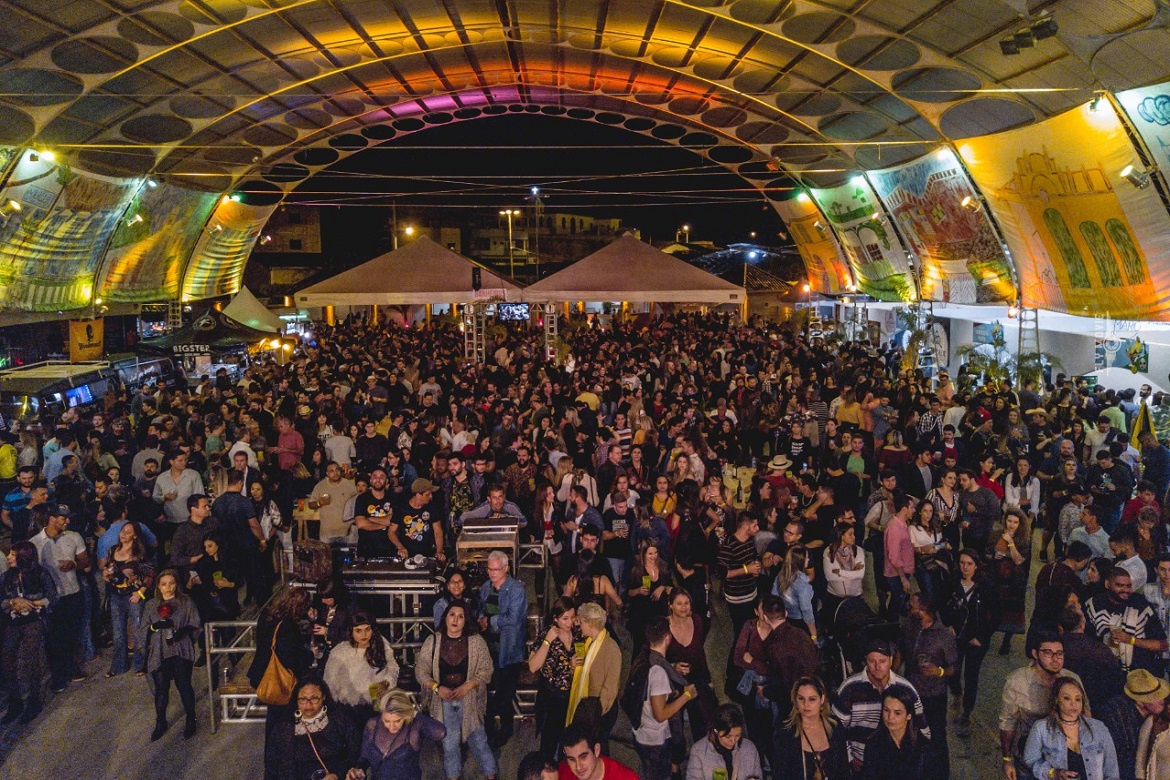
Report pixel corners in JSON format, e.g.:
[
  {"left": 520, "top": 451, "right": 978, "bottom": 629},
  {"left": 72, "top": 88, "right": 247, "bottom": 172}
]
[
  {"left": 959, "top": 101, "right": 1170, "bottom": 320},
  {"left": 1117, "top": 81, "right": 1170, "bottom": 188},
  {"left": 181, "top": 198, "right": 276, "bottom": 301},
  {"left": 868, "top": 151, "right": 1015, "bottom": 303},
  {"left": 0, "top": 152, "right": 136, "bottom": 312},
  {"left": 807, "top": 179, "right": 915, "bottom": 301},
  {"left": 99, "top": 182, "right": 219, "bottom": 303},
  {"left": 773, "top": 195, "right": 853, "bottom": 294}
]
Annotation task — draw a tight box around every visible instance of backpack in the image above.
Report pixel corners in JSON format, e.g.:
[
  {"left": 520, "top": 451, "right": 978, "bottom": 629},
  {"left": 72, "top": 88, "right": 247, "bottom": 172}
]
[{"left": 620, "top": 657, "right": 653, "bottom": 730}]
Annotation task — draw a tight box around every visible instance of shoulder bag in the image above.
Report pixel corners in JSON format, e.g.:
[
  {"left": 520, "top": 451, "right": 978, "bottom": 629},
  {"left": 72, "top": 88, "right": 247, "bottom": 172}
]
[{"left": 256, "top": 620, "right": 296, "bottom": 705}]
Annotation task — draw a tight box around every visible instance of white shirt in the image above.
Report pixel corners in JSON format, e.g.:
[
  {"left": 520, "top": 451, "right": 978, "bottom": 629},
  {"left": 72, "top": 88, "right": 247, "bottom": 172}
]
[
  {"left": 323, "top": 434, "right": 356, "bottom": 466},
  {"left": 31, "top": 529, "right": 85, "bottom": 596},
  {"left": 632, "top": 664, "right": 672, "bottom": 746}
]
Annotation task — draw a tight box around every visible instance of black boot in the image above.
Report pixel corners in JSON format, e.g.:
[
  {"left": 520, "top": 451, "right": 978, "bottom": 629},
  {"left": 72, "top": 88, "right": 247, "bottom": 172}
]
[
  {"left": 184, "top": 713, "right": 196, "bottom": 739},
  {"left": 151, "top": 720, "right": 168, "bottom": 741},
  {"left": 999, "top": 634, "right": 1013, "bottom": 656},
  {"left": 1, "top": 697, "right": 23, "bottom": 724},
  {"left": 19, "top": 697, "right": 40, "bottom": 724}
]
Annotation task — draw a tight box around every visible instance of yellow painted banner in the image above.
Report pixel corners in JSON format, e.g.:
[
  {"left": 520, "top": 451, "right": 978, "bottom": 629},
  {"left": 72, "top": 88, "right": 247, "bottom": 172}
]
[
  {"left": 69, "top": 318, "right": 104, "bottom": 361},
  {"left": 774, "top": 195, "right": 853, "bottom": 294},
  {"left": 959, "top": 102, "right": 1170, "bottom": 319}
]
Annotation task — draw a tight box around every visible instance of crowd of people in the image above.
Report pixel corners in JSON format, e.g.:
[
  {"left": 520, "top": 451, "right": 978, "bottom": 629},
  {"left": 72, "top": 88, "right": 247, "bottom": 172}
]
[{"left": 3, "top": 310, "right": 1170, "bottom": 780}]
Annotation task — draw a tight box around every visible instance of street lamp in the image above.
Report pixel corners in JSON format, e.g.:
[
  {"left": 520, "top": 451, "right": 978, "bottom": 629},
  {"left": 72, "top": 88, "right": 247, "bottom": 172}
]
[
  {"left": 682, "top": 224, "right": 691, "bottom": 243},
  {"left": 500, "top": 209, "right": 518, "bottom": 279}
]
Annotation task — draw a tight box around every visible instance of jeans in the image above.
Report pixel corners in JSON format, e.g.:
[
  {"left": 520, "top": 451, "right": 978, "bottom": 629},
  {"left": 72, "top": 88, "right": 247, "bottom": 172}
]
[
  {"left": 635, "top": 740, "right": 673, "bottom": 780},
  {"left": 2, "top": 619, "right": 47, "bottom": 700},
  {"left": 607, "top": 558, "right": 627, "bottom": 594},
  {"left": 949, "top": 639, "right": 990, "bottom": 716},
  {"left": 109, "top": 591, "right": 145, "bottom": 674},
  {"left": 79, "top": 573, "right": 97, "bottom": 663},
  {"left": 885, "top": 575, "right": 908, "bottom": 617},
  {"left": 441, "top": 699, "right": 497, "bottom": 779},
  {"left": 48, "top": 591, "right": 85, "bottom": 687}
]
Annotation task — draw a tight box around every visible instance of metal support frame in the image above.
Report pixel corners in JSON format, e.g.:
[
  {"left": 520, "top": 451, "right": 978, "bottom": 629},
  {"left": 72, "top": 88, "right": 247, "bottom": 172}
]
[
  {"left": 462, "top": 303, "right": 487, "bottom": 364},
  {"left": 1017, "top": 305, "right": 1040, "bottom": 391},
  {"left": 542, "top": 303, "right": 558, "bottom": 362},
  {"left": 167, "top": 300, "right": 183, "bottom": 331}
]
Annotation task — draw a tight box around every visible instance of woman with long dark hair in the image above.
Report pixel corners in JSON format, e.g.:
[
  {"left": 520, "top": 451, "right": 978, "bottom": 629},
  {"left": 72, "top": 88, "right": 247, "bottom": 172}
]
[
  {"left": 0, "top": 541, "right": 55, "bottom": 723},
  {"left": 266, "top": 678, "right": 360, "bottom": 780},
  {"left": 939, "top": 549, "right": 999, "bottom": 734},
  {"left": 139, "top": 569, "right": 202, "bottom": 740},
  {"left": 625, "top": 541, "right": 672, "bottom": 650},
  {"left": 414, "top": 600, "right": 497, "bottom": 780},
  {"left": 526, "top": 597, "right": 582, "bottom": 759},
  {"left": 860, "top": 688, "right": 930, "bottom": 780},
  {"left": 102, "top": 519, "right": 154, "bottom": 677},
  {"left": 250, "top": 586, "right": 315, "bottom": 739},
  {"left": 324, "top": 610, "right": 400, "bottom": 727}
]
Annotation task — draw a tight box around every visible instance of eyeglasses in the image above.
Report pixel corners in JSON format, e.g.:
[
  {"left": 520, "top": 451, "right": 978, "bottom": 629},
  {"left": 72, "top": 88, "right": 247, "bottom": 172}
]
[
  {"left": 1037, "top": 649, "right": 1065, "bottom": 658},
  {"left": 297, "top": 695, "right": 323, "bottom": 704}
]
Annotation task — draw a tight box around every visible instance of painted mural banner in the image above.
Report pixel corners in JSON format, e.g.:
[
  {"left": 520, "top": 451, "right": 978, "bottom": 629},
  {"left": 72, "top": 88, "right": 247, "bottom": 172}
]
[
  {"left": 958, "top": 101, "right": 1170, "bottom": 320},
  {"left": 181, "top": 199, "right": 276, "bottom": 301},
  {"left": 99, "top": 182, "right": 219, "bottom": 303},
  {"left": 1117, "top": 82, "right": 1170, "bottom": 181},
  {"left": 773, "top": 195, "right": 852, "bottom": 294},
  {"left": 869, "top": 150, "right": 1015, "bottom": 303},
  {"left": 808, "top": 179, "right": 915, "bottom": 302},
  {"left": 0, "top": 151, "right": 136, "bottom": 312}
]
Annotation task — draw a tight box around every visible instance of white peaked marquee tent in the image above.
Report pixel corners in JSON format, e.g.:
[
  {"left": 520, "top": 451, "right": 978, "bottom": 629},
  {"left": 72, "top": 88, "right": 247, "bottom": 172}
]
[
  {"left": 522, "top": 233, "right": 744, "bottom": 304},
  {"left": 297, "top": 236, "right": 521, "bottom": 306},
  {"left": 222, "top": 286, "right": 284, "bottom": 333}
]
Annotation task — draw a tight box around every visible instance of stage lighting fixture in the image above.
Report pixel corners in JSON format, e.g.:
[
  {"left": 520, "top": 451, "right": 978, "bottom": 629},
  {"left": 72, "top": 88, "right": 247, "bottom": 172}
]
[
  {"left": 1032, "top": 17, "right": 1059, "bottom": 40},
  {"left": 1000, "top": 38, "right": 1020, "bottom": 55},
  {"left": 1120, "top": 164, "right": 1152, "bottom": 189}
]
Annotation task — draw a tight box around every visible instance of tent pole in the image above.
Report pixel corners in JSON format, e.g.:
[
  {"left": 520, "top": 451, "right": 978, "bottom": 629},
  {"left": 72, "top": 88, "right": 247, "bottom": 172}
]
[{"left": 325, "top": 305, "right": 335, "bottom": 326}]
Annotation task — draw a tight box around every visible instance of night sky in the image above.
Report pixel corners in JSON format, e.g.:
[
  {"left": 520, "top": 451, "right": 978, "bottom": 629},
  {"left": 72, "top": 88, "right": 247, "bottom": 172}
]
[{"left": 289, "top": 114, "right": 791, "bottom": 251}]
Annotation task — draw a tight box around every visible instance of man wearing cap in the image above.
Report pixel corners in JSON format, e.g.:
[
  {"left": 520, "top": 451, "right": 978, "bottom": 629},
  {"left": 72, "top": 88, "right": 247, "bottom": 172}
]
[
  {"left": 31, "top": 504, "right": 90, "bottom": 691},
  {"left": 1098, "top": 669, "right": 1169, "bottom": 780},
  {"left": 999, "top": 631, "right": 1081, "bottom": 780},
  {"left": 389, "top": 477, "right": 445, "bottom": 561},
  {"left": 833, "top": 637, "right": 929, "bottom": 774}
]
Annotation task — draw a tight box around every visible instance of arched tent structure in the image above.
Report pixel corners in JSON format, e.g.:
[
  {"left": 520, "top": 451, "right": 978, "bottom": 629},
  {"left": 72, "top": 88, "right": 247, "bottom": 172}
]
[
  {"left": 222, "top": 286, "right": 284, "bottom": 334},
  {"left": 297, "top": 235, "right": 520, "bottom": 306},
  {"left": 523, "top": 233, "right": 743, "bottom": 304},
  {"left": 2, "top": 2, "right": 1170, "bottom": 319}
]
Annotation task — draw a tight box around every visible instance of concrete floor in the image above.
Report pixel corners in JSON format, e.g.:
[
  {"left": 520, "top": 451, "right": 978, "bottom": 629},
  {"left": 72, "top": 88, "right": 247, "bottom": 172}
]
[{"left": 0, "top": 544, "right": 1029, "bottom": 779}]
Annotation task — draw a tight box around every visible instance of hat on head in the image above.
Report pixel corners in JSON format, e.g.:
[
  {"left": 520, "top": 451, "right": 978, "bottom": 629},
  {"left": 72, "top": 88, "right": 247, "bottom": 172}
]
[
  {"left": 1026, "top": 407, "right": 1048, "bottom": 417},
  {"left": 767, "top": 455, "right": 793, "bottom": 472},
  {"left": 50, "top": 504, "right": 72, "bottom": 519},
  {"left": 975, "top": 408, "right": 992, "bottom": 424},
  {"left": 411, "top": 477, "right": 439, "bottom": 494},
  {"left": 864, "top": 638, "right": 894, "bottom": 658},
  {"left": 1124, "top": 669, "right": 1170, "bottom": 704}
]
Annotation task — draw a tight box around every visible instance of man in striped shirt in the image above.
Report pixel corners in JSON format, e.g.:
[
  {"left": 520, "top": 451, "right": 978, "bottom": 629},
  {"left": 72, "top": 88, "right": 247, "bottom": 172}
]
[
  {"left": 718, "top": 512, "right": 761, "bottom": 695},
  {"left": 833, "top": 638, "right": 930, "bottom": 774}
]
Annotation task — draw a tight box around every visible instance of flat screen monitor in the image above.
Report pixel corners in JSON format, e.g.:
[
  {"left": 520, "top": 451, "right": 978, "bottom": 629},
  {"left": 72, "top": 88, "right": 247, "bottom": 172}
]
[
  {"left": 64, "top": 384, "right": 93, "bottom": 408},
  {"left": 496, "top": 303, "right": 529, "bottom": 321}
]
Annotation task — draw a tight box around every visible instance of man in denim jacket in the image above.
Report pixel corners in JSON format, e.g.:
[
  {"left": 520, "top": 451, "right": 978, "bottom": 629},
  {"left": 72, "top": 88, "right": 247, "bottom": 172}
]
[{"left": 479, "top": 549, "right": 528, "bottom": 744}]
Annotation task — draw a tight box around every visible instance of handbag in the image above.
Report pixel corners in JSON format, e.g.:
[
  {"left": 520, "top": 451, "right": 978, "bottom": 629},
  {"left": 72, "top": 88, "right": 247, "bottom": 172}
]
[{"left": 255, "top": 620, "right": 296, "bottom": 705}]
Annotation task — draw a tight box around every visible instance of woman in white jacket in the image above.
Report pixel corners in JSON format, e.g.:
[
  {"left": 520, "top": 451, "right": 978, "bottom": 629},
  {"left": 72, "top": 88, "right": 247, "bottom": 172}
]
[
  {"left": 823, "top": 522, "right": 866, "bottom": 619},
  {"left": 323, "top": 610, "right": 399, "bottom": 727},
  {"left": 1004, "top": 456, "right": 1041, "bottom": 525}
]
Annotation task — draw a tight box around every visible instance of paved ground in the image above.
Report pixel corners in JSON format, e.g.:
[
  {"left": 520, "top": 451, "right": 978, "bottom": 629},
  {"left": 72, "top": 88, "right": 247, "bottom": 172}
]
[{"left": 0, "top": 542, "right": 1032, "bottom": 779}]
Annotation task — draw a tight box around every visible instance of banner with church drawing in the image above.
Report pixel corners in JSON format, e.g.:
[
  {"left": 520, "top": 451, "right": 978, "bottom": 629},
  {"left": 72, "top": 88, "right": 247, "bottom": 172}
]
[
  {"left": 868, "top": 151, "right": 1015, "bottom": 303},
  {"left": 0, "top": 151, "right": 136, "bottom": 312},
  {"left": 181, "top": 198, "right": 275, "bottom": 301},
  {"left": 958, "top": 101, "right": 1170, "bottom": 320},
  {"left": 807, "top": 179, "right": 915, "bottom": 302},
  {"left": 99, "top": 182, "right": 219, "bottom": 303},
  {"left": 773, "top": 195, "right": 853, "bottom": 294}
]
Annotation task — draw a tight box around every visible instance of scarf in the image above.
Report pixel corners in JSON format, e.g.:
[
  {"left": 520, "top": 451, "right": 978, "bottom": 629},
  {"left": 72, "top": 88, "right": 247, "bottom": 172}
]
[
  {"left": 565, "top": 629, "right": 607, "bottom": 724},
  {"left": 834, "top": 544, "right": 857, "bottom": 572},
  {"left": 295, "top": 709, "right": 330, "bottom": 735}
]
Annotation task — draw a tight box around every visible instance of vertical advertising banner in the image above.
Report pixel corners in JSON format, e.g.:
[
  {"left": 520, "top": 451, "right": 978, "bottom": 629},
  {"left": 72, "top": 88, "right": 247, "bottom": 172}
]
[
  {"left": 773, "top": 195, "right": 852, "bottom": 294},
  {"left": 181, "top": 199, "right": 277, "bottom": 301},
  {"left": 1116, "top": 82, "right": 1170, "bottom": 178},
  {"left": 869, "top": 150, "right": 1015, "bottom": 303},
  {"left": 99, "top": 182, "right": 220, "bottom": 303},
  {"left": 958, "top": 102, "right": 1170, "bottom": 320},
  {"left": 808, "top": 179, "right": 915, "bottom": 302},
  {"left": 69, "top": 318, "right": 104, "bottom": 361},
  {"left": 0, "top": 152, "right": 136, "bottom": 312}
]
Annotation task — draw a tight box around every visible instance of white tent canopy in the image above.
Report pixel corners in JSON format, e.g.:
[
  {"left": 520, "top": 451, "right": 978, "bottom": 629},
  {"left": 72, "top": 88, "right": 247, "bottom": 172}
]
[
  {"left": 222, "top": 286, "right": 283, "bottom": 333},
  {"left": 522, "top": 233, "right": 744, "bottom": 304},
  {"left": 297, "top": 236, "right": 521, "bottom": 306}
]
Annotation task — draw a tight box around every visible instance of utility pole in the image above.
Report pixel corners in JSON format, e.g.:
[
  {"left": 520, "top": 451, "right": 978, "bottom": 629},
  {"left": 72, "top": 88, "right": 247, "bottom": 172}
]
[
  {"left": 500, "top": 209, "right": 518, "bottom": 279},
  {"left": 529, "top": 187, "right": 544, "bottom": 280}
]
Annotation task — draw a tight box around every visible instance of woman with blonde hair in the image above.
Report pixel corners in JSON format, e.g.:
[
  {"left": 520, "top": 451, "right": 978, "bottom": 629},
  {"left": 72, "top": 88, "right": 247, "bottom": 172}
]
[
  {"left": 1023, "top": 676, "right": 1119, "bottom": 780},
  {"left": 347, "top": 688, "right": 446, "bottom": 780},
  {"left": 774, "top": 676, "right": 847, "bottom": 780},
  {"left": 774, "top": 545, "right": 817, "bottom": 642}
]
